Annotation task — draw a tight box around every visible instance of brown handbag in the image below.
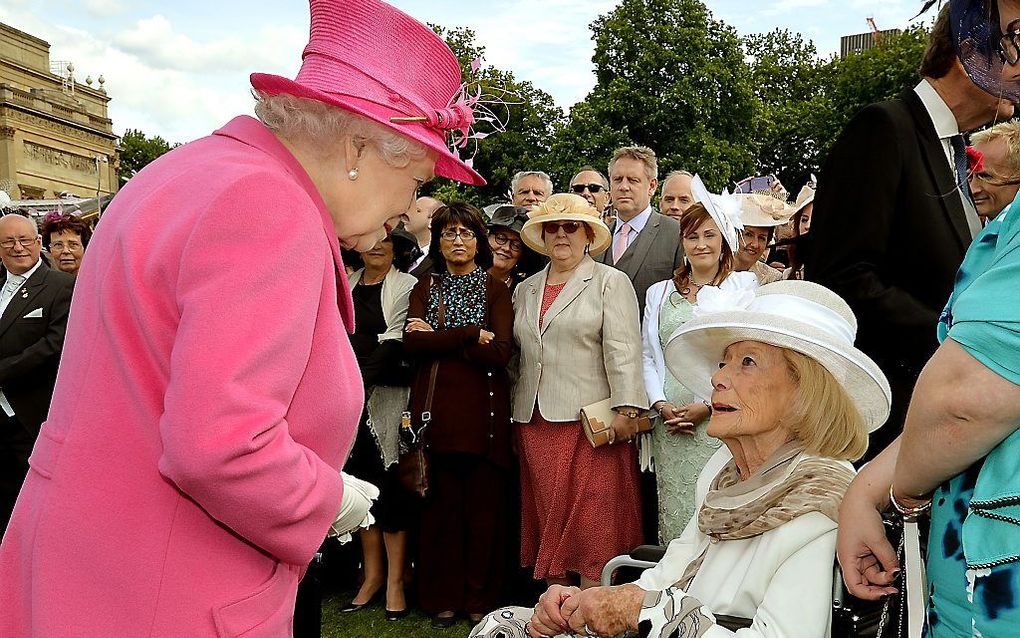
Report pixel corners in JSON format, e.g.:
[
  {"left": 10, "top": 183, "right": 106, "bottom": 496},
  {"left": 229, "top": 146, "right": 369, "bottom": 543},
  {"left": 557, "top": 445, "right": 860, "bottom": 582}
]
[{"left": 397, "top": 275, "right": 444, "bottom": 498}]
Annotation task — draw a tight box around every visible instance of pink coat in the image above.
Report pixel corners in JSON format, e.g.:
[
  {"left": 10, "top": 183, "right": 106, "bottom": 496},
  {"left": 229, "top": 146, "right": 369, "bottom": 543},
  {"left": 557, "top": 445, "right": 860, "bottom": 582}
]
[{"left": 0, "top": 116, "right": 363, "bottom": 637}]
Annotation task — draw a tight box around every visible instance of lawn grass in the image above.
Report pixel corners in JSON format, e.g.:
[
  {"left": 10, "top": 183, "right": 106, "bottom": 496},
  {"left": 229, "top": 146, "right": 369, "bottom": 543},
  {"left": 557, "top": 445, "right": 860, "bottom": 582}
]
[{"left": 322, "top": 592, "right": 476, "bottom": 638}]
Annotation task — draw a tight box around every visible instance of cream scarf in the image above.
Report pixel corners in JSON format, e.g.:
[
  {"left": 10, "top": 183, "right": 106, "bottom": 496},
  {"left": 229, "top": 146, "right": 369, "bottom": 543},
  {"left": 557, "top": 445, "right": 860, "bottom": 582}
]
[{"left": 676, "top": 441, "right": 855, "bottom": 589}]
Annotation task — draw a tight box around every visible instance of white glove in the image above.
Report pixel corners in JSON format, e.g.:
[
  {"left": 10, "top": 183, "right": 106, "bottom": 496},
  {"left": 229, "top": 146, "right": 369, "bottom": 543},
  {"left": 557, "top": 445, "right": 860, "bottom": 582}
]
[{"left": 328, "top": 472, "right": 380, "bottom": 543}]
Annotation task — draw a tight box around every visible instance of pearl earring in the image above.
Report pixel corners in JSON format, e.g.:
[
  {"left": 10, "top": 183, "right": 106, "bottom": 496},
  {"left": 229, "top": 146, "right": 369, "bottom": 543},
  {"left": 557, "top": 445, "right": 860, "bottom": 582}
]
[{"left": 348, "top": 168, "right": 359, "bottom": 181}]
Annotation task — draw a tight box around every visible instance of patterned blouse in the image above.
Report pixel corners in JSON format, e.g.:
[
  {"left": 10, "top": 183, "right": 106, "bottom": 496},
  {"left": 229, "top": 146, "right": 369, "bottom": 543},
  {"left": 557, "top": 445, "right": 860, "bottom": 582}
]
[{"left": 425, "top": 267, "right": 487, "bottom": 329}]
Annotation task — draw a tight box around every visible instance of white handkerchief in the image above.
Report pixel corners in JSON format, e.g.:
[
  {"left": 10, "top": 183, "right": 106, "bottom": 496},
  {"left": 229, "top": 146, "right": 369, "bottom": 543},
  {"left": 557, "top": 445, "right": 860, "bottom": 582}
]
[{"left": 22, "top": 308, "right": 43, "bottom": 318}]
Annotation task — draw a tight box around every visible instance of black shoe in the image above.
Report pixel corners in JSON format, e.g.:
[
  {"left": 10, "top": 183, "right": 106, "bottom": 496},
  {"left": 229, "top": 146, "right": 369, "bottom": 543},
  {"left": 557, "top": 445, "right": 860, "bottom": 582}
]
[
  {"left": 341, "top": 591, "right": 380, "bottom": 613},
  {"left": 431, "top": 613, "right": 457, "bottom": 629},
  {"left": 385, "top": 608, "right": 409, "bottom": 621}
]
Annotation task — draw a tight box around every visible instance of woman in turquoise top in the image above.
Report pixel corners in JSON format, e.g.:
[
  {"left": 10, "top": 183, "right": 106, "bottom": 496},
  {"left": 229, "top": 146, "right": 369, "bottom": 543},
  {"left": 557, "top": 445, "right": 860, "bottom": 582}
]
[
  {"left": 641, "top": 187, "right": 753, "bottom": 543},
  {"left": 836, "top": 197, "right": 1020, "bottom": 636}
]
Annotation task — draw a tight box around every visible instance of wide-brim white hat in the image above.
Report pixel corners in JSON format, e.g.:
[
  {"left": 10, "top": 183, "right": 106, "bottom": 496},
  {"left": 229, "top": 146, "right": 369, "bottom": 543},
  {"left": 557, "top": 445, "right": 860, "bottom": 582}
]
[
  {"left": 664, "top": 279, "right": 891, "bottom": 432},
  {"left": 737, "top": 192, "right": 794, "bottom": 228},
  {"left": 793, "top": 183, "right": 816, "bottom": 215},
  {"left": 520, "top": 193, "right": 612, "bottom": 257}
]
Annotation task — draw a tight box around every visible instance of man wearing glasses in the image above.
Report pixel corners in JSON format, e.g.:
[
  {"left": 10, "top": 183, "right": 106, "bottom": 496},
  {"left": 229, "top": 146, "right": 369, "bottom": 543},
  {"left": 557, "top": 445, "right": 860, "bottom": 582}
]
[
  {"left": 806, "top": 4, "right": 1020, "bottom": 460},
  {"left": 569, "top": 167, "right": 611, "bottom": 220},
  {"left": 969, "top": 121, "right": 1020, "bottom": 222},
  {"left": 0, "top": 214, "right": 74, "bottom": 533}
]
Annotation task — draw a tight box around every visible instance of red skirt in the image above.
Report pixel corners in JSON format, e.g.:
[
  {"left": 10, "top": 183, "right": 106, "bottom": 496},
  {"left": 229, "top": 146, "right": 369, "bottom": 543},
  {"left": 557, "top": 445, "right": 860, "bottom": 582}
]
[{"left": 517, "top": 408, "right": 643, "bottom": 582}]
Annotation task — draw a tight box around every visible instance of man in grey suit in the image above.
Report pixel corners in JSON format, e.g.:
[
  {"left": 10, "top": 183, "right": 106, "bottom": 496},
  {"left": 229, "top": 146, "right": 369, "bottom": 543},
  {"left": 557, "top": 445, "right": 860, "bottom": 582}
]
[
  {"left": 596, "top": 146, "right": 683, "bottom": 316},
  {"left": 594, "top": 146, "right": 682, "bottom": 545}
]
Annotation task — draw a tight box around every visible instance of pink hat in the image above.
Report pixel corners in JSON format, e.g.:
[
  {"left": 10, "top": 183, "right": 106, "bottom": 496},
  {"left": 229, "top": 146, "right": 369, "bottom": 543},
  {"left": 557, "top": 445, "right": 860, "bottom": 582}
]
[{"left": 251, "top": 0, "right": 485, "bottom": 186}]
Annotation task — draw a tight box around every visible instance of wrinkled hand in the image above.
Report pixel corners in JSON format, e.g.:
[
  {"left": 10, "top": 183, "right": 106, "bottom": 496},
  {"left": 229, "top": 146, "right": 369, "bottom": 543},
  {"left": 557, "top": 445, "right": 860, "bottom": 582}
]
[
  {"left": 479, "top": 329, "right": 495, "bottom": 345},
  {"left": 406, "top": 318, "right": 434, "bottom": 333},
  {"left": 837, "top": 486, "right": 899, "bottom": 600},
  {"left": 610, "top": 412, "right": 640, "bottom": 443},
  {"left": 528, "top": 585, "right": 579, "bottom": 638},
  {"left": 560, "top": 585, "right": 643, "bottom": 637}
]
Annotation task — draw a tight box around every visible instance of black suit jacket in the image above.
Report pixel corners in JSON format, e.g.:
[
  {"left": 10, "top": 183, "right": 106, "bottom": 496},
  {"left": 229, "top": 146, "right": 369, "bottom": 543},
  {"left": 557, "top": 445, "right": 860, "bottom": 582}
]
[
  {"left": 805, "top": 89, "right": 971, "bottom": 455},
  {"left": 596, "top": 210, "right": 684, "bottom": 316},
  {"left": 410, "top": 254, "right": 434, "bottom": 278},
  {"left": 0, "top": 262, "right": 74, "bottom": 431}
]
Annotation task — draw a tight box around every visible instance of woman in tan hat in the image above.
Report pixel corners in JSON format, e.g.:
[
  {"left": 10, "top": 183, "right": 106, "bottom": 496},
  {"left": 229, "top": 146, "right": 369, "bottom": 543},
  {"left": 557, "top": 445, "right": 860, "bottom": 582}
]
[
  {"left": 732, "top": 192, "right": 794, "bottom": 285},
  {"left": 513, "top": 193, "right": 648, "bottom": 590},
  {"left": 785, "top": 182, "right": 815, "bottom": 280}
]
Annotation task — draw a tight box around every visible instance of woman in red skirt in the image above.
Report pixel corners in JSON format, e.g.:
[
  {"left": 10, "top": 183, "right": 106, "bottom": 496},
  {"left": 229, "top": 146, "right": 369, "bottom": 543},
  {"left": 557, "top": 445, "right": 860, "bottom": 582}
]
[{"left": 512, "top": 194, "right": 648, "bottom": 589}]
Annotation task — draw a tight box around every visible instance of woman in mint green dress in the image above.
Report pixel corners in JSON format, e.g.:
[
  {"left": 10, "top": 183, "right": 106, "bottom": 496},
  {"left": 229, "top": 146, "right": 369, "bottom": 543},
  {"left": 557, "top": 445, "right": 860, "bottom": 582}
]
[{"left": 641, "top": 190, "right": 761, "bottom": 543}]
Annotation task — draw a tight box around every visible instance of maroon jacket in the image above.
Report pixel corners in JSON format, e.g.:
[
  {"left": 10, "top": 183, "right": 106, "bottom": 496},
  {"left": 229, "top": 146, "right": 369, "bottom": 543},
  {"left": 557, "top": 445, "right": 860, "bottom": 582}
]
[{"left": 404, "top": 272, "right": 514, "bottom": 468}]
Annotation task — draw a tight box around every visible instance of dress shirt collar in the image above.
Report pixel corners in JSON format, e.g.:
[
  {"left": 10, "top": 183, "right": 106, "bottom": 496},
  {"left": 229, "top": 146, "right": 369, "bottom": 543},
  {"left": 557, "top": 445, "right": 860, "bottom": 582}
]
[
  {"left": 4, "top": 256, "right": 42, "bottom": 288},
  {"left": 914, "top": 79, "right": 960, "bottom": 141},
  {"left": 616, "top": 205, "right": 653, "bottom": 235}
]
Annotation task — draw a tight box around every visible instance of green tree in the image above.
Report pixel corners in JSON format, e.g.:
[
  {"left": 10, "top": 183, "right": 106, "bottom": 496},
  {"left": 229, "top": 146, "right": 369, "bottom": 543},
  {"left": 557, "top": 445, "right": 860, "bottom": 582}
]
[
  {"left": 552, "top": 0, "right": 758, "bottom": 192},
  {"left": 825, "top": 25, "right": 929, "bottom": 145},
  {"left": 745, "top": 29, "right": 835, "bottom": 188},
  {"left": 118, "top": 129, "right": 177, "bottom": 180},
  {"left": 425, "top": 26, "right": 565, "bottom": 207}
]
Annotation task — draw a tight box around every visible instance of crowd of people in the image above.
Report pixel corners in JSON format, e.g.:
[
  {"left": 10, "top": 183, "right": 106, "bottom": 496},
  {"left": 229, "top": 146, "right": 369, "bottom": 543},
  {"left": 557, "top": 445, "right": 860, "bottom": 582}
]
[{"left": 3, "top": 0, "right": 1020, "bottom": 637}]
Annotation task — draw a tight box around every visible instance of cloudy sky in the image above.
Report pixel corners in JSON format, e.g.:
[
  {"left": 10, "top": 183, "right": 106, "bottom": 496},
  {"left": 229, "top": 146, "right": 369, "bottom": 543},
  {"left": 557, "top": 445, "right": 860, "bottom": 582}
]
[{"left": 1, "top": 0, "right": 930, "bottom": 144}]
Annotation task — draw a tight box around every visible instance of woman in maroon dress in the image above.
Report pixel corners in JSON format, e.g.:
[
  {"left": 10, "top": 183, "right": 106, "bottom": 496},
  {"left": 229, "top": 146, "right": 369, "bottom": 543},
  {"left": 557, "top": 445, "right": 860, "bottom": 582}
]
[
  {"left": 512, "top": 194, "right": 648, "bottom": 589},
  {"left": 404, "top": 203, "right": 515, "bottom": 627}
]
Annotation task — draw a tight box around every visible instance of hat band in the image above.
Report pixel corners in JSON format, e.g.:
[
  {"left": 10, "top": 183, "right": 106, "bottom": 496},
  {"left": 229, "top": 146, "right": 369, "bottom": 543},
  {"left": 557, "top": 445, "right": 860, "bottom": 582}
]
[{"left": 750, "top": 294, "right": 855, "bottom": 345}]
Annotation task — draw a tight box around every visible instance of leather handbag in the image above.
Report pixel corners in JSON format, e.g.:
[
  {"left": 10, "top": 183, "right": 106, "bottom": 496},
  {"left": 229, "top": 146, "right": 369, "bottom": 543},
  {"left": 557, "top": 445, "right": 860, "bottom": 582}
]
[
  {"left": 397, "top": 275, "right": 445, "bottom": 498},
  {"left": 580, "top": 398, "right": 652, "bottom": 447}
]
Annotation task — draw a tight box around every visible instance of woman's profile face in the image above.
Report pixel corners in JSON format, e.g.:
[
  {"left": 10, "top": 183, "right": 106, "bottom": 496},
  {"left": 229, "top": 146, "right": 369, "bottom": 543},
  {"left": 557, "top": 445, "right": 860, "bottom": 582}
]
[{"left": 707, "top": 341, "right": 797, "bottom": 443}]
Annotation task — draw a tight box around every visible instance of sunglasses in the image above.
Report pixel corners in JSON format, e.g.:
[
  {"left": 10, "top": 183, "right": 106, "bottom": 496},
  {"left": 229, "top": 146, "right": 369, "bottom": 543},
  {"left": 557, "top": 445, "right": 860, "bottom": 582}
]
[
  {"left": 542, "top": 221, "right": 583, "bottom": 235},
  {"left": 570, "top": 183, "right": 605, "bottom": 194}
]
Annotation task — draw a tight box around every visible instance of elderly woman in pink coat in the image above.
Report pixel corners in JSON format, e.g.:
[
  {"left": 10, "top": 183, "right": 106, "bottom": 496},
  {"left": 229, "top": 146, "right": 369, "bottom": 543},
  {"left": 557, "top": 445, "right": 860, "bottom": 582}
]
[{"left": 0, "top": 1, "right": 485, "bottom": 636}]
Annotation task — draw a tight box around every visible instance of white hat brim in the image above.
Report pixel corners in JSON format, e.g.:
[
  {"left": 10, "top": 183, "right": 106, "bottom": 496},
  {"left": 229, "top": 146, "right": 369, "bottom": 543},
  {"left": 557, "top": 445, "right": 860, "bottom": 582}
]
[{"left": 664, "top": 312, "right": 891, "bottom": 432}]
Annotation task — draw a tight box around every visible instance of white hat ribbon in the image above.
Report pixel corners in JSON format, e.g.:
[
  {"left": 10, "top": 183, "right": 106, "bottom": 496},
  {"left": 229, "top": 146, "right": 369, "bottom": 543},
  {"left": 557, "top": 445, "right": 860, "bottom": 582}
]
[{"left": 691, "top": 175, "right": 742, "bottom": 252}]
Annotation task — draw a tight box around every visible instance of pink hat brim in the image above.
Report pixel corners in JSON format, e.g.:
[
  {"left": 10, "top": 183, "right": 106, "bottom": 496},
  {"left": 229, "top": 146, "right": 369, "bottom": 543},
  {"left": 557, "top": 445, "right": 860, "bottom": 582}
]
[{"left": 251, "top": 72, "right": 485, "bottom": 187}]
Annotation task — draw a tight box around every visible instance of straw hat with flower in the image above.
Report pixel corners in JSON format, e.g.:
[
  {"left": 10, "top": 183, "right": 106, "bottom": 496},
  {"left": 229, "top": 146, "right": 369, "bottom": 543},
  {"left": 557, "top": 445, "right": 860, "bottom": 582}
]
[
  {"left": 520, "top": 193, "right": 612, "bottom": 257},
  {"left": 737, "top": 191, "right": 796, "bottom": 228}
]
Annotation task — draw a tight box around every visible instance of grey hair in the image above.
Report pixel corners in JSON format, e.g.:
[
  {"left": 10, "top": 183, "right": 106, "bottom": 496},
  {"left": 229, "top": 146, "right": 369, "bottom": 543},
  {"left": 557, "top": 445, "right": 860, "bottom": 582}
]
[
  {"left": 511, "top": 171, "right": 553, "bottom": 196},
  {"left": 609, "top": 146, "right": 658, "bottom": 182},
  {"left": 662, "top": 170, "right": 694, "bottom": 190},
  {"left": 253, "top": 91, "right": 428, "bottom": 168},
  {"left": 971, "top": 120, "right": 1020, "bottom": 177},
  {"left": 572, "top": 166, "right": 610, "bottom": 189}
]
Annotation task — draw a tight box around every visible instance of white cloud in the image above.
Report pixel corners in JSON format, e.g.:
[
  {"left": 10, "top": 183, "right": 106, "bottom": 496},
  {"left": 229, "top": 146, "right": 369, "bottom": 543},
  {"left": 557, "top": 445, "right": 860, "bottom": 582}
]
[{"left": 83, "top": 0, "right": 126, "bottom": 19}]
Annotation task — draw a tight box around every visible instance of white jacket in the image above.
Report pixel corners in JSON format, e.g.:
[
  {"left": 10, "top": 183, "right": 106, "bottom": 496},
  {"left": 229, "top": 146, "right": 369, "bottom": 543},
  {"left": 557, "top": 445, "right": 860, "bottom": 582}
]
[{"left": 635, "top": 446, "right": 849, "bottom": 638}]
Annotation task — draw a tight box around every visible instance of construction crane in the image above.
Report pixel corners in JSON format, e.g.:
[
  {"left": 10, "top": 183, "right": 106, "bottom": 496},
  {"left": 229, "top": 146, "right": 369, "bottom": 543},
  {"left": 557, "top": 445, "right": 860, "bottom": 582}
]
[{"left": 867, "top": 17, "right": 882, "bottom": 43}]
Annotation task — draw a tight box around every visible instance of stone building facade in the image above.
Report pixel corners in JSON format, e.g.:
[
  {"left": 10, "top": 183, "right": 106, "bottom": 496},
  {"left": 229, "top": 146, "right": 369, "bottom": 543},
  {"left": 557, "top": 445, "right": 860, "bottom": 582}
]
[{"left": 0, "top": 22, "right": 118, "bottom": 200}]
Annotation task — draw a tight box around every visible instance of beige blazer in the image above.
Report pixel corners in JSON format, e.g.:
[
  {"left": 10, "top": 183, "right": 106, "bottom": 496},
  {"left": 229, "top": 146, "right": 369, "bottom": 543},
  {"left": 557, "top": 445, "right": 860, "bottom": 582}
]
[{"left": 512, "top": 256, "right": 648, "bottom": 423}]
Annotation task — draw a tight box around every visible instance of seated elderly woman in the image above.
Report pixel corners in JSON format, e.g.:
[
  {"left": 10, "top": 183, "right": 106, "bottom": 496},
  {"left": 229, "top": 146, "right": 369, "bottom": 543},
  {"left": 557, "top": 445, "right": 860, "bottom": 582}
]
[{"left": 472, "top": 279, "right": 891, "bottom": 638}]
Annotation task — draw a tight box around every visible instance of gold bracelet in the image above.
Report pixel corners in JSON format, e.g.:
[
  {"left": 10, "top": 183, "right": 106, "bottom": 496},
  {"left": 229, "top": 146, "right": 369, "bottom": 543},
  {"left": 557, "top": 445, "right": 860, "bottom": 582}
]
[{"left": 888, "top": 485, "right": 932, "bottom": 521}]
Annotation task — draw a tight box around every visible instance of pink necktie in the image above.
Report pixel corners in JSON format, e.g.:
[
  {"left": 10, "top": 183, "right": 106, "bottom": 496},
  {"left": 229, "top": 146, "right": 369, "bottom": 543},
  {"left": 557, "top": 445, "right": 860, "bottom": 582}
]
[{"left": 613, "top": 222, "right": 632, "bottom": 263}]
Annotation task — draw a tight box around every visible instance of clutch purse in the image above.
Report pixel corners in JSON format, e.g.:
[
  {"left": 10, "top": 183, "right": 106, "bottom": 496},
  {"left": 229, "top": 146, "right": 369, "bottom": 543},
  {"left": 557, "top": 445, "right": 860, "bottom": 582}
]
[{"left": 580, "top": 398, "right": 652, "bottom": 448}]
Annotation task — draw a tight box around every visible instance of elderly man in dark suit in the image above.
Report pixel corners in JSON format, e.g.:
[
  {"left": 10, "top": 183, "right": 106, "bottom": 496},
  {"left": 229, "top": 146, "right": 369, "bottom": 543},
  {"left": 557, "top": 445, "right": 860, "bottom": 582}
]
[
  {"left": 0, "top": 213, "right": 74, "bottom": 532},
  {"left": 596, "top": 146, "right": 683, "bottom": 317},
  {"left": 806, "top": 6, "right": 1019, "bottom": 460}
]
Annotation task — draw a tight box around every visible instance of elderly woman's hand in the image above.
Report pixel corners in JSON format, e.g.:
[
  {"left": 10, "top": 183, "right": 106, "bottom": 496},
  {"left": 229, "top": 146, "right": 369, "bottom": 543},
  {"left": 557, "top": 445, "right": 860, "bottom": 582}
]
[
  {"left": 559, "top": 584, "right": 643, "bottom": 637},
  {"left": 837, "top": 483, "right": 899, "bottom": 600},
  {"left": 528, "top": 584, "right": 580, "bottom": 638}
]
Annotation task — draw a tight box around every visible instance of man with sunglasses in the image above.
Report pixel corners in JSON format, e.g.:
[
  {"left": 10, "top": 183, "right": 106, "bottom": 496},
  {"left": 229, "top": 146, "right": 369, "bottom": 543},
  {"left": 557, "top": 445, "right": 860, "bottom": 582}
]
[
  {"left": 807, "top": 4, "right": 1020, "bottom": 461},
  {"left": 0, "top": 214, "right": 74, "bottom": 533},
  {"left": 569, "top": 167, "right": 611, "bottom": 218},
  {"left": 970, "top": 120, "right": 1020, "bottom": 221}
]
